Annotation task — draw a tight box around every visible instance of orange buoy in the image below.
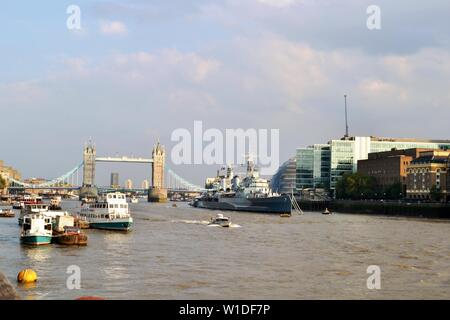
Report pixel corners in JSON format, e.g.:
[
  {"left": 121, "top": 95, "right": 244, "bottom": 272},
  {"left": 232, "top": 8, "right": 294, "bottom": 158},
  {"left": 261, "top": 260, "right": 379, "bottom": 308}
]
[{"left": 17, "top": 269, "right": 38, "bottom": 283}]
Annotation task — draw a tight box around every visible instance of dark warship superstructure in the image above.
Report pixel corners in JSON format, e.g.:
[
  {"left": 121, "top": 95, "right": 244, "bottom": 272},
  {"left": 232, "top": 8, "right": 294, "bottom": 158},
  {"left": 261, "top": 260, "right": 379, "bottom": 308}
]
[{"left": 191, "top": 157, "right": 292, "bottom": 214}]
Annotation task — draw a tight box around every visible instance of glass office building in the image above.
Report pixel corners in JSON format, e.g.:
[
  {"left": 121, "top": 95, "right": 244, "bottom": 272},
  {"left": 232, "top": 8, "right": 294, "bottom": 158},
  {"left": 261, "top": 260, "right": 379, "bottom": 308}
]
[
  {"left": 296, "top": 144, "right": 330, "bottom": 190},
  {"left": 271, "top": 158, "right": 296, "bottom": 194},
  {"left": 297, "top": 136, "right": 450, "bottom": 194}
]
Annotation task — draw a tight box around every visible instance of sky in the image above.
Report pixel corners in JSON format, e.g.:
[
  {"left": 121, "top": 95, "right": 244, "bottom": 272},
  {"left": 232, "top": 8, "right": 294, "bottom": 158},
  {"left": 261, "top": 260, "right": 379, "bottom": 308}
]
[{"left": 1, "top": 0, "right": 450, "bottom": 186}]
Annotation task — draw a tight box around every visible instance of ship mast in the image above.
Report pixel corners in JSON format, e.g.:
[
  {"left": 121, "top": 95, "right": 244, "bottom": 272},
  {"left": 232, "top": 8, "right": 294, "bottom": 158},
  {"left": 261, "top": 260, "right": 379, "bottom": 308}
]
[{"left": 344, "top": 94, "right": 349, "bottom": 138}]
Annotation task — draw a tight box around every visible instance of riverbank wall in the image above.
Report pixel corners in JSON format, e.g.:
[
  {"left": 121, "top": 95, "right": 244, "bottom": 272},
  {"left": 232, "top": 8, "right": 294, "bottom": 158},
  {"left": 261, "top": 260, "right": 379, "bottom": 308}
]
[{"left": 297, "top": 199, "right": 450, "bottom": 219}]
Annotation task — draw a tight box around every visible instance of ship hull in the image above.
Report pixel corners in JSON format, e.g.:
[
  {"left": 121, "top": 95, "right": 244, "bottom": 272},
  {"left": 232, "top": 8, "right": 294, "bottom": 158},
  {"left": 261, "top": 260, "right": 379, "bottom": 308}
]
[
  {"left": 89, "top": 220, "right": 133, "bottom": 231},
  {"left": 54, "top": 233, "right": 88, "bottom": 246},
  {"left": 20, "top": 235, "right": 52, "bottom": 246},
  {"left": 196, "top": 195, "right": 292, "bottom": 214}
]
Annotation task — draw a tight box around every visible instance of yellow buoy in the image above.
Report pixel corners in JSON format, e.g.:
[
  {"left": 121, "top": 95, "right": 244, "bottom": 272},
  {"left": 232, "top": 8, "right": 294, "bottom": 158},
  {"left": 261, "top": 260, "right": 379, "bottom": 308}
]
[{"left": 17, "top": 269, "right": 38, "bottom": 283}]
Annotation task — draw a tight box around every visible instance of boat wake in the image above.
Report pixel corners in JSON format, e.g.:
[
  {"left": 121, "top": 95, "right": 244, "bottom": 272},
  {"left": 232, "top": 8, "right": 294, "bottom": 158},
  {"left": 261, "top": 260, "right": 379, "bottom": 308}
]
[
  {"left": 171, "top": 219, "right": 210, "bottom": 225},
  {"left": 171, "top": 220, "right": 241, "bottom": 228}
]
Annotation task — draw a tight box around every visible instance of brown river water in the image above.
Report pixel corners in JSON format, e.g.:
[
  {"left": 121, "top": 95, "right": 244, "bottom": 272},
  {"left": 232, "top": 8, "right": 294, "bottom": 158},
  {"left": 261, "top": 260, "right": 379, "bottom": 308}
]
[{"left": 0, "top": 200, "right": 449, "bottom": 299}]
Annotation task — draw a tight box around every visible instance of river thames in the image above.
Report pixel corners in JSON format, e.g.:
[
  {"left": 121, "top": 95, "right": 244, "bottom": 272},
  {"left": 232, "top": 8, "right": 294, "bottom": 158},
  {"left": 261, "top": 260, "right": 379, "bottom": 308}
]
[{"left": 1, "top": 200, "right": 449, "bottom": 299}]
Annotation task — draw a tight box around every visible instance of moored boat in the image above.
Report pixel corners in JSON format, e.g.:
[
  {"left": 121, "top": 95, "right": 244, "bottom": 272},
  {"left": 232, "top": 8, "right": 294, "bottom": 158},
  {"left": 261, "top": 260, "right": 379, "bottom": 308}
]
[
  {"left": 74, "top": 217, "right": 90, "bottom": 229},
  {"left": 79, "top": 192, "right": 133, "bottom": 231},
  {"left": 322, "top": 208, "right": 331, "bottom": 215},
  {"left": 49, "top": 196, "right": 62, "bottom": 210},
  {"left": 12, "top": 201, "right": 23, "bottom": 209},
  {"left": 193, "top": 157, "right": 292, "bottom": 215},
  {"left": 53, "top": 227, "right": 88, "bottom": 246},
  {"left": 18, "top": 203, "right": 70, "bottom": 226},
  {"left": 0, "top": 208, "right": 15, "bottom": 218},
  {"left": 18, "top": 203, "right": 50, "bottom": 225},
  {"left": 20, "top": 214, "right": 53, "bottom": 245}
]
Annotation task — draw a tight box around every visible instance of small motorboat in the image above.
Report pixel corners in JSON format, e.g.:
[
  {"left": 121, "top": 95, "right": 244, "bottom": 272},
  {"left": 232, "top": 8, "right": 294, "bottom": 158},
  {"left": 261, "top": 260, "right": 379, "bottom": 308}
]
[
  {"left": 130, "top": 196, "right": 139, "bottom": 204},
  {"left": 12, "top": 201, "right": 23, "bottom": 209},
  {"left": 172, "top": 203, "right": 177, "bottom": 207},
  {"left": 208, "top": 213, "right": 231, "bottom": 227},
  {"left": 0, "top": 208, "right": 15, "bottom": 218},
  {"left": 280, "top": 213, "right": 291, "bottom": 218},
  {"left": 322, "top": 208, "right": 332, "bottom": 215}
]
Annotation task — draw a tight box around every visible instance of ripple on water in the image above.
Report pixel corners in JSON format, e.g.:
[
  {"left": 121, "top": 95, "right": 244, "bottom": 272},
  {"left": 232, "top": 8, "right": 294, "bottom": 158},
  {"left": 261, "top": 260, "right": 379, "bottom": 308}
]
[{"left": 2, "top": 201, "right": 450, "bottom": 299}]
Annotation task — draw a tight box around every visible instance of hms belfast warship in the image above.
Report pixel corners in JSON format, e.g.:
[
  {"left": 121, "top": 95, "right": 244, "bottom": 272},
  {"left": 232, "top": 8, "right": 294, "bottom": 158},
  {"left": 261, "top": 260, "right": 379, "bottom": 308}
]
[{"left": 191, "top": 157, "right": 292, "bottom": 214}]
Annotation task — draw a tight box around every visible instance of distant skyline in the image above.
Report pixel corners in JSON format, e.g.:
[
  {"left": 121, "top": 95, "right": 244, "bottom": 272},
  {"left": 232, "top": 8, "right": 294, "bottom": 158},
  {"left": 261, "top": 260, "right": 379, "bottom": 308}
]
[{"left": 1, "top": 1, "right": 450, "bottom": 185}]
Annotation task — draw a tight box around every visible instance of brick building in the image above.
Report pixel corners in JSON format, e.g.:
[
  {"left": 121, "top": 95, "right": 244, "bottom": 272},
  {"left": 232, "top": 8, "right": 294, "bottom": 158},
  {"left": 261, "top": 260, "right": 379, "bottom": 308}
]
[
  {"left": 357, "top": 148, "right": 430, "bottom": 194},
  {"left": 406, "top": 150, "right": 450, "bottom": 201},
  {"left": 444, "top": 156, "right": 450, "bottom": 203}
]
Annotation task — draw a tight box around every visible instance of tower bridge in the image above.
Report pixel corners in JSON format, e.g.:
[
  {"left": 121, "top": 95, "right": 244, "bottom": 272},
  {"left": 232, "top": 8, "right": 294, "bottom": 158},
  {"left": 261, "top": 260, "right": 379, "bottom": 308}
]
[{"left": 7, "top": 141, "right": 206, "bottom": 201}]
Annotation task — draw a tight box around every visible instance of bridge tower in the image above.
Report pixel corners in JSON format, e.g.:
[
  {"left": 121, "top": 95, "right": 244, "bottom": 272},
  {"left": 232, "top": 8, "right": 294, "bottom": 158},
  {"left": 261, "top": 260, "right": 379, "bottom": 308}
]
[
  {"left": 79, "top": 141, "right": 98, "bottom": 199},
  {"left": 148, "top": 141, "right": 167, "bottom": 202}
]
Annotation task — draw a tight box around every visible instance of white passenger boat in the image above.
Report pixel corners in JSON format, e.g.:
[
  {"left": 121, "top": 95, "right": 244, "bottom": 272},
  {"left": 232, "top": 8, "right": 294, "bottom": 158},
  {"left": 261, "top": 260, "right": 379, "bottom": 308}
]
[
  {"left": 19, "top": 204, "right": 50, "bottom": 225},
  {"left": 79, "top": 192, "right": 133, "bottom": 231},
  {"left": 208, "top": 213, "right": 231, "bottom": 227},
  {"left": 20, "top": 214, "right": 53, "bottom": 245},
  {"left": 18, "top": 203, "right": 70, "bottom": 226}
]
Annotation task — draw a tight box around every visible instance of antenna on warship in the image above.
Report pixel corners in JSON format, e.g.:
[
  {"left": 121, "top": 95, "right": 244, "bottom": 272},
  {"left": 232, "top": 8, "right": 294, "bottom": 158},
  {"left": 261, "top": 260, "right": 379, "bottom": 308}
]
[{"left": 344, "top": 94, "right": 349, "bottom": 138}]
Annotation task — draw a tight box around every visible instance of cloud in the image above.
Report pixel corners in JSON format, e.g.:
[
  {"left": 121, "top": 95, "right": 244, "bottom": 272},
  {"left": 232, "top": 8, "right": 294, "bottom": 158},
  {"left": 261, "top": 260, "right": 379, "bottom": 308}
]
[
  {"left": 4, "top": 32, "right": 450, "bottom": 183},
  {"left": 196, "top": 0, "right": 450, "bottom": 55},
  {"left": 0, "top": 81, "right": 47, "bottom": 106},
  {"left": 257, "top": 0, "right": 301, "bottom": 8},
  {"left": 100, "top": 20, "right": 128, "bottom": 35}
]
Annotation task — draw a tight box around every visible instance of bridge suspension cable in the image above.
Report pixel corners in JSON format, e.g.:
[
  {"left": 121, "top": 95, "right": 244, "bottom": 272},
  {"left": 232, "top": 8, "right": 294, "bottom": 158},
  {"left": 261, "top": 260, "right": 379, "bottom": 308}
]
[
  {"left": 8, "top": 163, "right": 84, "bottom": 188},
  {"left": 165, "top": 166, "right": 205, "bottom": 191}
]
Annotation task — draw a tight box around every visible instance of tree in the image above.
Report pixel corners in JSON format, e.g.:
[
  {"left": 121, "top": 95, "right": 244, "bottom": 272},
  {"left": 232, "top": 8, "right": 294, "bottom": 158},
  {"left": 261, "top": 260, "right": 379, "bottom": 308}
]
[
  {"left": 384, "top": 182, "right": 403, "bottom": 200},
  {"left": 0, "top": 175, "right": 6, "bottom": 190},
  {"left": 336, "top": 172, "right": 379, "bottom": 200}
]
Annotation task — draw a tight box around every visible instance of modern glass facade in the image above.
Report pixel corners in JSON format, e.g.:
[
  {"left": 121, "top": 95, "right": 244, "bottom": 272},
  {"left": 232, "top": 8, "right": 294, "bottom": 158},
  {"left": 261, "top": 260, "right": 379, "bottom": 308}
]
[
  {"left": 296, "top": 144, "right": 330, "bottom": 190},
  {"left": 297, "top": 136, "right": 450, "bottom": 194},
  {"left": 270, "top": 158, "right": 296, "bottom": 194}
]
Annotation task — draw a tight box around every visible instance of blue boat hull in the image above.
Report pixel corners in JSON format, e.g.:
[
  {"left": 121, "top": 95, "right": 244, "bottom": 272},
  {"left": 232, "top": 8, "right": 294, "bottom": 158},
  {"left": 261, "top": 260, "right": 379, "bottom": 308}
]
[
  {"left": 90, "top": 221, "right": 133, "bottom": 231},
  {"left": 21, "top": 235, "right": 52, "bottom": 245}
]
